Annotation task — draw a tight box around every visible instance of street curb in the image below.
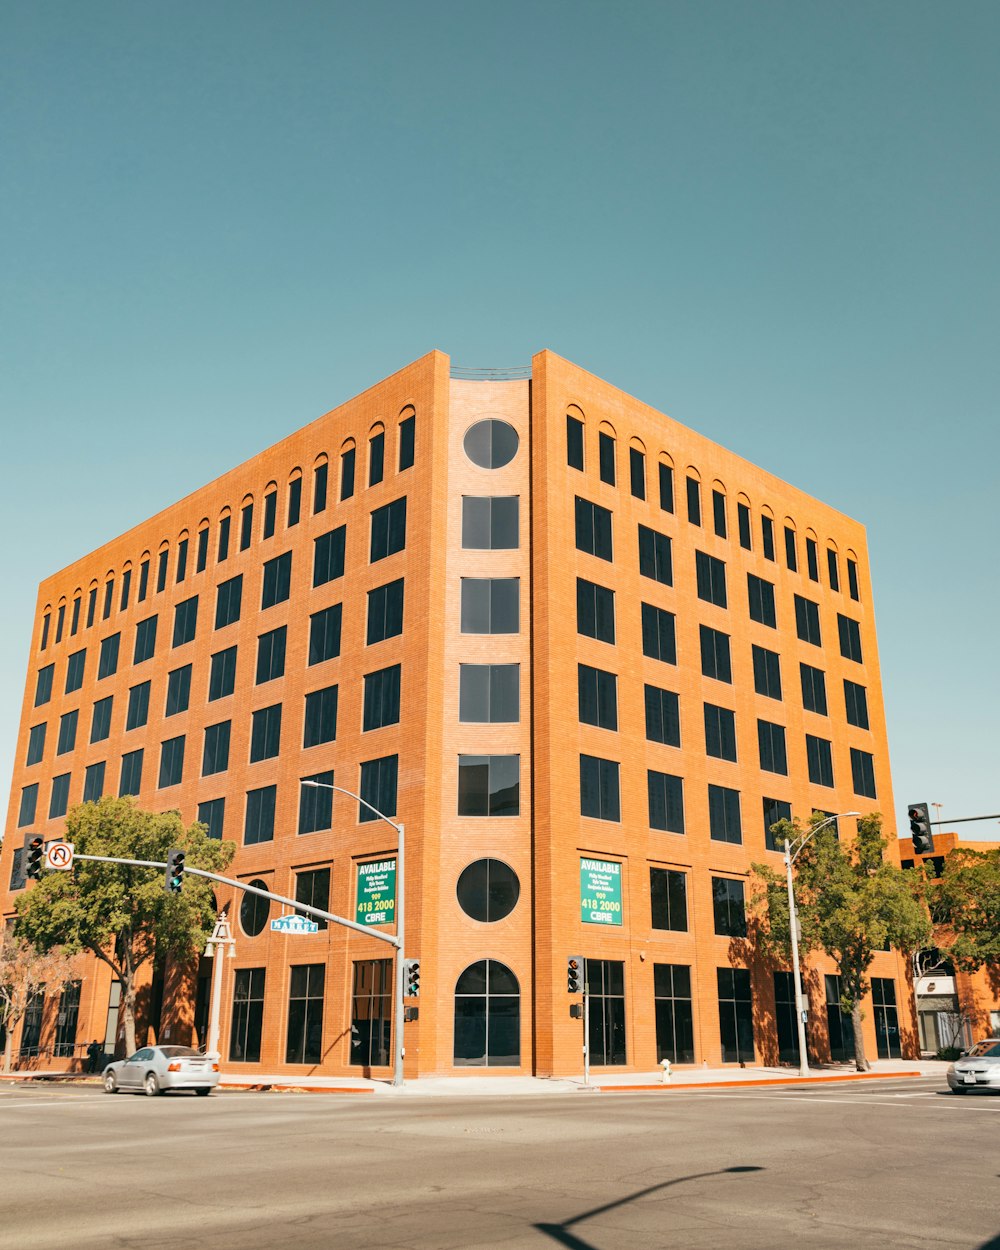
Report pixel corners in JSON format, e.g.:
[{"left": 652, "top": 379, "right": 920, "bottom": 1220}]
[
  {"left": 595, "top": 1070, "right": 925, "bottom": 1092},
  {"left": 220, "top": 1082, "right": 374, "bottom": 1095}
]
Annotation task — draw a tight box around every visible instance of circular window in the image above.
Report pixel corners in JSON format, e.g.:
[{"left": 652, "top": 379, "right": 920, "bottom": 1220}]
[
  {"left": 457, "top": 859, "right": 520, "bottom": 923},
  {"left": 240, "top": 880, "right": 270, "bottom": 937},
  {"left": 463, "top": 420, "right": 519, "bottom": 469}
]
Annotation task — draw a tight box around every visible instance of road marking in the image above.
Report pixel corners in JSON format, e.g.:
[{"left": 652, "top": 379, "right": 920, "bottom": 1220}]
[{"left": 656, "top": 1092, "right": 1000, "bottom": 1110}]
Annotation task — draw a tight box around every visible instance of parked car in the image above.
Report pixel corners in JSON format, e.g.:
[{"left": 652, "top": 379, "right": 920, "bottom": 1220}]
[
  {"left": 947, "top": 1039, "right": 1000, "bottom": 1094},
  {"left": 103, "top": 1046, "right": 220, "bottom": 1096}
]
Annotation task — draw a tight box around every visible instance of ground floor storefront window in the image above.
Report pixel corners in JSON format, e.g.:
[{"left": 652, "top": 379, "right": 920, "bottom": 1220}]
[
  {"left": 454, "top": 960, "right": 520, "bottom": 1066},
  {"left": 654, "top": 964, "right": 694, "bottom": 1063},
  {"left": 872, "top": 977, "right": 901, "bottom": 1059},
  {"left": 586, "top": 959, "right": 626, "bottom": 1066},
  {"left": 352, "top": 959, "right": 392, "bottom": 1067},
  {"left": 230, "top": 968, "right": 265, "bottom": 1063},
  {"left": 286, "top": 964, "right": 326, "bottom": 1065},
  {"left": 717, "top": 967, "right": 754, "bottom": 1063}
]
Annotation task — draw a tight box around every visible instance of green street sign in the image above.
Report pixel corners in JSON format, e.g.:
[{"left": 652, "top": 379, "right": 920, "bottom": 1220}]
[
  {"left": 356, "top": 858, "right": 397, "bottom": 928},
  {"left": 580, "top": 857, "right": 623, "bottom": 926}
]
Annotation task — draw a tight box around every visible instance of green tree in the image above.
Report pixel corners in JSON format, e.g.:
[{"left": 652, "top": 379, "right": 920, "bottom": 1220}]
[
  {"left": 751, "top": 812, "right": 931, "bottom": 1071},
  {"left": 14, "top": 796, "right": 234, "bottom": 1056},
  {"left": 927, "top": 846, "right": 1000, "bottom": 971}
]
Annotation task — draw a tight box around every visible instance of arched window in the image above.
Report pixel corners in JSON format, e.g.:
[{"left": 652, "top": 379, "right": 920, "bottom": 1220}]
[
  {"left": 262, "top": 482, "right": 278, "bottom": 540},
  {"left": 398, "top": 406, "right": 415, "bottom": 472},
  {"left": 454, "top": 960, "right": 520, "bottom": 1066}
]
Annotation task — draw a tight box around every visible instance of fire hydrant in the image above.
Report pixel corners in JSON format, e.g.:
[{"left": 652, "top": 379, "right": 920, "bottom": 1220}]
[{"left": 660, "top": 1058, "right": 672, "bottom": 1084}]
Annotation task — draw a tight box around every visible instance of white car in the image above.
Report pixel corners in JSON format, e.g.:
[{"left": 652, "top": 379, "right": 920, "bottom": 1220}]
[
  {"left": 947, "top": 1039, "right": 1000, "bottom": 1094},
  {"left": 103, "top": 1045, "right": 220, "bottom": 1096}
]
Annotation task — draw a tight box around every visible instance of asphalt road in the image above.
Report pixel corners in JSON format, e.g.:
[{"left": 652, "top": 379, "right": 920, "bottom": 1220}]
[{"left": 2, "top": 1077, "right": 998, "bottom": 1250}]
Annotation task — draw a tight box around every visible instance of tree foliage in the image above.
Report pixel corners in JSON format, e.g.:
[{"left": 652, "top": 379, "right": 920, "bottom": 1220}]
[
  {"left": 0, "top": 935, "right": 77, "bottom": 1072},
  {"left": 752, "top": 812, "right": 931, "bottom": 1071},
  {"left": 927, "top": 847, "right": 1000, "bottom": 971},
  {"left": 14, "top": 796, "right": 234, "bottom": 1055}
]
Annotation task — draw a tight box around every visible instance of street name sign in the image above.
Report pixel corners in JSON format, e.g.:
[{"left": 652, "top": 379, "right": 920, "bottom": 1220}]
[{"left": 270, "top": 913, "right": 319, "bottom": 935}]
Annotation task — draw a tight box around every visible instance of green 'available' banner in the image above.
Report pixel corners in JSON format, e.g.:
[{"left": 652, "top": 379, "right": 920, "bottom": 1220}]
[
  {"left": 580, "top": 857, "right": 623, "bottom": 926},
  {"left": 356, "top": 858, "right": 397, "bottom": 927}
]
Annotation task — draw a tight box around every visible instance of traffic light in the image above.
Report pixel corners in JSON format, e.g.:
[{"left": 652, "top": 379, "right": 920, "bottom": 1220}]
[
  {"left": 164, "top": 849, "right": 186, "bottom": 893},
  {"left": 404, "top": 958, "right": 420, "bottom": 997},
  {"left": 908, "top": 803, "right": 934, "bottom": 856},
  {"left": 24, "top": 834, "right": 44, "bottom": 880},
  {"left": 567, "top": 956, "right": 583, "bottom": 994}
]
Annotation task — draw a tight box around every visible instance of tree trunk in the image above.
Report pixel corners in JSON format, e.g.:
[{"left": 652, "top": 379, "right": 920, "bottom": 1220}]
[
  {"left": 851, "top": 1003, "right": 870, "bottom": 1072},
  {"left": 2, "top": 1027, "right": 13, "bottom": 1073},
  {"left": 121, "top": 979, "right": 137, "bottom": 1055}
]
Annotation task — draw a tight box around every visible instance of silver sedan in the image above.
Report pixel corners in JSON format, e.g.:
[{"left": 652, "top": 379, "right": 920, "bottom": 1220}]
[
  {"left": 947, "top": 1039, "right": 1000, "bottom": 1094},
  {"left": 103, "top": 1045, "right": 220, "bottom": 1096}
]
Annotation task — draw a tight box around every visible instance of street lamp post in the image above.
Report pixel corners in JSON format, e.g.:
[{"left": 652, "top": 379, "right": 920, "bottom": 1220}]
[
  {"left": 784, "top": 812, "right": 860, "bottom": 1077},
  {"left": 300, "top": 779, "right": 406, "bottom": 1088}
]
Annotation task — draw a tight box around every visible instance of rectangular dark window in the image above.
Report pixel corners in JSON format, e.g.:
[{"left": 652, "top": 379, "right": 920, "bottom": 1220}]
[
  {"left": 245, "top": 785, "right": 276, "bottom": 844},
  {"left": 215, "top": 576, "right": 243, "bottom": 630},
  {"left": 629, "top": 447, "right": 646, "bottom": 500},
  {"left": 367, "top": 579, "right": 404, "bottom": 644},
  {"left": 737, "top": 502, "right": 752, "bottom": 551},
  {"left": 638, "top": 524, "right": 672, "bottom": 585},
  {"left": 794, "top": 595, "right": 821, "bottom": 646},
  {"left": 758, "top": 720, "right": 788, "bottom": 775},
  {"left": 313, "top": 461, "right": 329, "bottom": 513},
  {"left": 363, "top": 664, "right": 401, "bottom": 730},
  {"left": 686, "top": 477, "right": 701, "bottom": 526},
  {"left": 126, "top": 681, "right": 150, "bottom": 730},
  {"left": 764, "top": 797, "right": 792, "bottom": 850},
  {"left": 700, "top": 626, "right": 732, "bottom": 683},
  {"left": 717, "top": 966, "right": 754, "bottom": 1061},
  {"left": 71, "top": 597, "right": 81, "bottom": 635},
  {"left": 9, "top": 847, "right": 26, "bottom": 890},
  {"left": 704, "top": 703, "right": 737, "bottom": 761},
  {"left": 461, "top": 664, "right": 520, "bottom": 724},
  {"left": 57, "top": 710, "right": 78, "bottom": 755},
  {"left": 844, "top": 680, "right": 870, "bottom": 730},
  {"left": 806, "top": 734, "right": 834, "bottom": 787},
  {"left": 157, "top": 549, "right": 169, "bottom": 592},
  {"left": 368, "top": 431, "right": 385, "bottom": 486},
  {"left": 872, "top": 977, "right": 901, "bottom": 1059},
  {"left": 133, "top": 616, "right": 157, "bottom": 665},
  {"left": 752, "top": 645, "right": 782, "bottom": 700},
  {"left": 240, "top": 502, "right": 253, "bottom": 551},
  {"left": 567, "top": 415, "right": 584, "bottom": 470},
  {"left": 97, "top": 635, "right": 119, "bottom": 685},
  {"left": 26, "top": 723, "right": 46, "bottom": 765},
  {"left": 370, "top": 497, "right": 407, "bottom": 561},
  {"left": 309, "top": 603, "right": 343, "bottom": 664},
  {"left": 19, "top": 783, "right": 39, "bottom": 826},
  {"left": 460, "top": 578, "right": 519, "bottom": 634},
  {"left": 165, "top": 664, "right": 192, "bottom": 716},
  {"left": 209, "top": 646, "right": 237, "bottom": 701},
  {"left": 172, "top": 596, "right": 198, "bottom": 647},
  {"left": 658, "top": 462, "right": 674, "bottom": 513},
  {"left": 360, "top": 754, "right": 399, "bottom": 821},
  {"left": 41, "top": 610, "right": 52, "bottom": 648},
  {"left": 262, "top": 491, "right": 277, "bottom": 540},
  {"left": 35, "top": 664, "right": 54, "bottom": 707},
  {"left": 176, "top": 539, "right": 189, "bottom": 583},
  {"left": 457, "top": 755, "right": 519, "bottom": 817},
  {"left": 641, "top": 602, "right": 676, "bottom": 663},
  {"left": 806, "top": 536, "right": 819, "bottom": 582},
  {"left": 158, "top": 736, "right": 185, "bottom": 788},
  {"left": 462, "top": 496, "right": 519, "bottom": 549},
  {"left": 827, "top": 548, "right": 839, "bottom": 591},
  {"left": 398, "top": 415, "right": 415, "bottom": 471},
  {"left": 747, "top": 573, "right": 777, "bottom": 628},
  {"left": 256, "top": 626, "right": 287, "bottom": 684},
  {"left": 295, "top": 869, "right": 331, "bottom": 931},
  {"left": 250, "top": 704, "right": 282, "bottom": 761},
  {"left": 66, "top": 649, "right": 86, "bottom": 693},
  {"left": 708, "top": 783, "right": 742, "bottom": 844},
  {"left": 575, "top": 497, "right": 613, "bottom": 561},
  {"left": 712, "top": 490, "right": 727, "bottom": 538},
  {"left": 287, "top": 477, "right": 302, "bottom": 527},
  {"left": 262, "top": 551, "right": 292, "bottom": 609},
  {"left": 229, "top": 968, "right": 265, "bottom": 1063},
  {"left": 644, "top": 685, "right": 680, "bottom": 747},
  {"left": 55, "top": 604, "right": 65, "bottom": 642},
  {"left": 86, "top": 590, "right": 97, "bottom": 628},
  {"left": 202, "top": 721, "right": 231, "bottom": 776},
  {"left": 197, "top": 797, "right": 225, "bottom": 840},
  {"left": 120, "top": 568, "right": 132, "bottom": 611},
  {"left": 580, "top": 754, "right": 621, "bottom": 821},
  {"left": 695, "top": 551, "right": 727, "bottom": 607},
  {"left": 851, "top": 748, "right": 877, "bottom": 799},
  {"left": 784, "top": 526, "right": 798, "bottom": 571},
  {"left": 303, "top": 685, "right": 339, "bottom": 748},
  {"left": 650, "top": 871, "right": 688, "bottom": 932},
  {"left": 298, "top": 770, "right": 333, "bottom": 835},
  {"left": 54, "top": 981, "right": 81, "bottom": 1058},
  {"left": 286, "top": 964, "right": 325, "bottom": 1065},
  {"left": 584, "top": 959, "right": 626, "bottom": 1066},
  {"left": 800, "top": 663, "right": 827, "bottom": 715},
  {"left": 847, "top": 558, "right": 860, "bottom": 602},
  {"left": 217, "top": 516, "right": 231, "bottom": 563},
  {"left": 102, "top": 580, "right": 114, "bottom": 620},
  {"left": 761, "top": 515, "right": 775, "bottom": 562},
  {"left": 654, "top": 964, "right": 695, "bottom": 1064},
  {"left": 598, "top": 431, "right": 616, "bottom": 485},
  {"left": 83, "top": 761, "right": 106, "bottom": 804},
  {"left": 196, "top": 527, "right": 209, "bottom": 573},
  {"left": 340, "top": 448, "right": 355, "bottom": 501},
  {"left": 577, "top": 579, "right": 615, "bottom": 644},
  {"left": 577, "top": 664, "right": 617, "bottom": 731},
  {"left": 712, "top": 877, "right": 747, "bottom": 938},
  {"left": 351, "top": 959, "right": 393, "bottom": 1067},
  {"left": 119, "top": 749, "right": 143, "bottom": 797},
  {"left": 648, "top": 770, "right": 685, "bottom": 833},
  {"left": 838, "top": 614, "right": 863, "bottom": 663}
]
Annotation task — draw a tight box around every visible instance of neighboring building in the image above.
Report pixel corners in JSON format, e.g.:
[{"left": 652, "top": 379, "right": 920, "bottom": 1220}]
[
  {"left": 901, "top": 831, "right": 1000, "bottom": 1052},
  {"left": 0, "top": 350, "right": 914, "bottom": 1076}
]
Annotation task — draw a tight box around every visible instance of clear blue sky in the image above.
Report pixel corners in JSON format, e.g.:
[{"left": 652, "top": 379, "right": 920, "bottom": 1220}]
[{"left": 2, "top": 2, "right": 997, "bottom": 839}]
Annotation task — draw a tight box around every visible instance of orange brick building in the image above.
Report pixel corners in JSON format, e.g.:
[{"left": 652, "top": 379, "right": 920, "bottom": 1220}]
[{"left": 0, "top": 350, "right": 917, "bottom": 1076}]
